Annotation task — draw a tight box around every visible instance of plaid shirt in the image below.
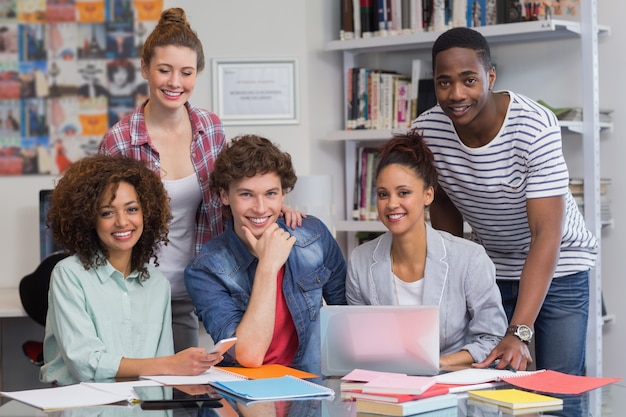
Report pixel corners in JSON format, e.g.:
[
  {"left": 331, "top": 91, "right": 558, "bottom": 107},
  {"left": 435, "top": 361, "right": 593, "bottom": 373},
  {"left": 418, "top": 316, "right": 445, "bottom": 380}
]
[{"left": 99, "top": 100, "right": 225, "bottom": 254}]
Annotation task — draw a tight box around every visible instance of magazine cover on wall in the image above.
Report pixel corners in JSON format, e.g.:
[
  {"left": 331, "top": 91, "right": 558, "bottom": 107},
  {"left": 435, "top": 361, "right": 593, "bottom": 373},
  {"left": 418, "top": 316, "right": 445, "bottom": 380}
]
[{"left": 0, "top": 0, "right": 163, "bottom": 176}]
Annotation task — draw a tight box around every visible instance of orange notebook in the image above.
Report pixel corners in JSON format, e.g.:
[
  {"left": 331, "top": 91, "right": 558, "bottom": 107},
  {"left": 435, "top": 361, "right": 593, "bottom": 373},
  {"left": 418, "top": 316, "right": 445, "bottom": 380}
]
[{"left": 215, "top": 364, "right": 318, "bottom": 380}]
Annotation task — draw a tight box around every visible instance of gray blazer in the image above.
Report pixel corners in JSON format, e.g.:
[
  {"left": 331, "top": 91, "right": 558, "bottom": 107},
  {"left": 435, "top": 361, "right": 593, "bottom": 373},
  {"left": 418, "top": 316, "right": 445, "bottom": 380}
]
[{"left": 346, "top": 223, "right": 507, "bottom": 362}]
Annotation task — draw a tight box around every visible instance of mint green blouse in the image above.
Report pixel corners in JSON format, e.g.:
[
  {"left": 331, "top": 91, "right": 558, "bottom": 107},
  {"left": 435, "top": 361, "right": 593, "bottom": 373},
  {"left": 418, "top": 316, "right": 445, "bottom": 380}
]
[{"left": 40, "top": 255, "right": 173, "bottom": 385}]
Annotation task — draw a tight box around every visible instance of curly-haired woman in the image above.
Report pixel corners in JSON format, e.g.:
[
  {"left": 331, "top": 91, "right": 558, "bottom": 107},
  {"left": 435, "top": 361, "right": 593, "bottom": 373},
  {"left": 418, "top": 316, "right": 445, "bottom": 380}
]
[{"left": 40, "top": 155, "right": 222, "bottom": 385}]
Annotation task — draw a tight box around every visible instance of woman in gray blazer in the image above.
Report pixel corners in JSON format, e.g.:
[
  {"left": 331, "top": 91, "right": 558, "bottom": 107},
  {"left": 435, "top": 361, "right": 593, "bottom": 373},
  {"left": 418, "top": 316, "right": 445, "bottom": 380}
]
[{"left": 346, "top": 132, "right": 507, "bottom": 368}]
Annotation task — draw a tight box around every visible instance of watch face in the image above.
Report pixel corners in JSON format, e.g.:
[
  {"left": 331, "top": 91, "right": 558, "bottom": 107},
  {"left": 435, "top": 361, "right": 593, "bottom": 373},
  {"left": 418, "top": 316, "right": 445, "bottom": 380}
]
[{"left": 517, "top": 325, "right": 533, "bottom": 341}]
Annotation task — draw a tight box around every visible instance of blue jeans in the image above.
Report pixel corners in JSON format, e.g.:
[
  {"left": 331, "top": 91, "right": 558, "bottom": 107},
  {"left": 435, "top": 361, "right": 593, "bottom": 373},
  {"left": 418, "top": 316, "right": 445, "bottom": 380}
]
[{"left": 498, "top": 270, "right": 590, "bottom": 417}]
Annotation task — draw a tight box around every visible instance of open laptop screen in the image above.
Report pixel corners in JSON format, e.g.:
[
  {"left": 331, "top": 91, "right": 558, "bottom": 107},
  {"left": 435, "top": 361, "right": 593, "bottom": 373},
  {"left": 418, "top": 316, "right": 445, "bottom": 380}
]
[{"left": 320, "top": 305, "right": 440, "bottom": 377}]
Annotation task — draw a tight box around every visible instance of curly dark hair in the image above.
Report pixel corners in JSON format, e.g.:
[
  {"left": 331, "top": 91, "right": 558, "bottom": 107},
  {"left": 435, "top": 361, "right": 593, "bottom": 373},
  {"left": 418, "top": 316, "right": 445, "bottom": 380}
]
[
  {"left": 209, "top": 134, "right": 297, "bottom": 218},
  {"left": 47, "top": 155, "right": 172, "bottom": 280},
  {"left": 377, "top": 130, "right": 438, "bottom": 193},
  {"left": 142, "top": 7, "right": 205, "bottom": 72},
  {"left": 432, "top": 27, "right": 492, "bottom": 72}
]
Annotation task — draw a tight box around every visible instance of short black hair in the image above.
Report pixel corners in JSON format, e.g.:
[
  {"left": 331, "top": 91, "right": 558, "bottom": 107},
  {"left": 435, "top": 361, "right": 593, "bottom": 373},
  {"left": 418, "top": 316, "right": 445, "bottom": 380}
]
[{"left": 432, "top": 27, "right": 492, "bottom": 71}]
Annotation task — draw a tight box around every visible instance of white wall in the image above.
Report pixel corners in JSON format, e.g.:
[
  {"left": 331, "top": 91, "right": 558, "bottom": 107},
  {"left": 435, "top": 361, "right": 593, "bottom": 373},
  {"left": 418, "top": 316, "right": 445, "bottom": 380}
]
[{"left": 1, "top": 0, "right": 624, "bottom": 386}]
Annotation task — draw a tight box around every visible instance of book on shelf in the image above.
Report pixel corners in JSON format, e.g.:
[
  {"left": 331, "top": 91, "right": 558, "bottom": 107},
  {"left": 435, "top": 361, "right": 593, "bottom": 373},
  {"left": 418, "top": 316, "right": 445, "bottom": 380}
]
[
  {"left": 410, "top": 0, "right": 424, "bottom": 33},
  {"left": 568, "top": 177, "right": 611, "bottom": 196},
  {"left": 357, "top": 67, "right": 370, "bottom": 129},
  {"left": 400, "top": 0, "right": 411, "bottom": 33},
  {"left": 360, "top": 0, "right": 375, "bottom": 38},
  {"left": 467, "top": 388, "right": 562, "bottom": 411},
  {"left": 364, "top": 149, "right": 379, "bottom": 220},
  {"left": 359, "top": 147, "right": 369, "bottom": 219},
  {"left": 409, "top": 58, "right": 421, "bottom": 122},
  {"left": 341, "top": 0, "right": 433, "bottom": 39},
  {"left": 340, "top": 0, "right": 355, "bottom": 40},
  {"left": 376, "top": 0, "right": 389, "bottom": 34},
  {"left": 335, "top": 0, "right": 574, "bottom": 40},
  {"left": 353, "top": 147, "right": 381, "bottom": 221},
  {"left": 347, "top": 67, "right": 360, "bottom": 129},
  {"left": 393, "top": 76, "right": 411, "bottom": 128},
  {"left": 429, "top": 0, "right": 447, "bottom": 31},
  {"left": 353, "top": 0, "right": 362, "bottom": 38},
  {"left": 369, "top": 69, "right": 381, "bottom": 130},
  {"left": 346, "top": 68, "right": 400, "bottom": 130},
  {"left": 380, "top": 71, "right": 397, "bottom": 129},
  {"left": 355, "top": 393, "right": 458, "bottom": 416}
]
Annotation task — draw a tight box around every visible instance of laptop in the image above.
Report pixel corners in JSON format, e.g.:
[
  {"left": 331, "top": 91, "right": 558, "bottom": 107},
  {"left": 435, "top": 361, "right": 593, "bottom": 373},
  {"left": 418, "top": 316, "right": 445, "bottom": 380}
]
[{"left": 320, "top": 305, "right": 440, "bottom": 377}]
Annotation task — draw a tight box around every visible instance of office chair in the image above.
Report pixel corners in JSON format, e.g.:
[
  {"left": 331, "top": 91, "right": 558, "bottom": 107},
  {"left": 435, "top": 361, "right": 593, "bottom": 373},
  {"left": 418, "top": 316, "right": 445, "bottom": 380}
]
[{"left": 18, "top": 251, "right": 70, "bottom": 366}]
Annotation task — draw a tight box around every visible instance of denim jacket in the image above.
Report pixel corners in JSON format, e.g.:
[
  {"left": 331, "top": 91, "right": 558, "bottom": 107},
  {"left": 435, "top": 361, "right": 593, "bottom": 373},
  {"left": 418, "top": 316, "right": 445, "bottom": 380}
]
[{"left": 184, "top": 216, "right": 347, "bottom": 371}]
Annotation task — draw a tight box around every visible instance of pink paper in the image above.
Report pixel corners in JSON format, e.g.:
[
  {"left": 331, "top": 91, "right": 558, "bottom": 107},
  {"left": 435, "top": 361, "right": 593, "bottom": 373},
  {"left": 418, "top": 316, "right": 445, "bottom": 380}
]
[{"left": 502, "top": 370, "right": 621, "bottom": 395}]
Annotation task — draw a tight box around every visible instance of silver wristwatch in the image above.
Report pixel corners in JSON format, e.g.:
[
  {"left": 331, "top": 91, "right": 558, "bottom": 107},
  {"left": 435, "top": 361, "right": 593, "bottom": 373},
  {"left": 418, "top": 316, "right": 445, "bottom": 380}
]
[{"left": 506, "top": 324, "right": 533, "bottom": 344}]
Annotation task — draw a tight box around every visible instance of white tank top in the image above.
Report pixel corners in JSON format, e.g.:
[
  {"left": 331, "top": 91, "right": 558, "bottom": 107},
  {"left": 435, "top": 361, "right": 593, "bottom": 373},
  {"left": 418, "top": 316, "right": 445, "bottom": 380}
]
[
  {"left": 393, "top": 274, "right": 425, "bottom": 306},
  {"left": 159, "top": 173, "right": 202, "bottom": 300}
]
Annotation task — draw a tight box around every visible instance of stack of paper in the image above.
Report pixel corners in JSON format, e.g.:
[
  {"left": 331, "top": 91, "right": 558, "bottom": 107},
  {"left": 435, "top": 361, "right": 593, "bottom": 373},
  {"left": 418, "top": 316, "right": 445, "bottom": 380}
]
[{"left": 0, "top": 381, "right": 160, "bottom": 411}]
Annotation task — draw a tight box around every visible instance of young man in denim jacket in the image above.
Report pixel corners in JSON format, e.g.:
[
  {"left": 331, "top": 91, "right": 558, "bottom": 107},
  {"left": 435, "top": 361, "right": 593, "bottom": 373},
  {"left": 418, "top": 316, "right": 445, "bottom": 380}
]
[{"left": 185, "top": 134, "right": 346, "bottom": 373}]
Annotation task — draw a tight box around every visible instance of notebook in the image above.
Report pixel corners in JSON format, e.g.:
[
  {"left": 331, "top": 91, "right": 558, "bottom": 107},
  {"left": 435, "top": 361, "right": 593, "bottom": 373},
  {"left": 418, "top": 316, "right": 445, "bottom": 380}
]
[
  {"left": 467, "top": 388, "right": 563, "bottom": 410},
  {"left": 211, "top": 375, "right": 334, "bottom": 401},
  {"left": 320, "top": 305, "right": 440, "bottom": 376}
]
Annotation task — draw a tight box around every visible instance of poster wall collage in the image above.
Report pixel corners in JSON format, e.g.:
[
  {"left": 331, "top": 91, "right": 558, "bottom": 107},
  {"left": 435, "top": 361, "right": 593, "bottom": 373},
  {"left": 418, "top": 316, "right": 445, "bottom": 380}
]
[{"left": 0, "top": 0, "right": 163, "bottom": 176}]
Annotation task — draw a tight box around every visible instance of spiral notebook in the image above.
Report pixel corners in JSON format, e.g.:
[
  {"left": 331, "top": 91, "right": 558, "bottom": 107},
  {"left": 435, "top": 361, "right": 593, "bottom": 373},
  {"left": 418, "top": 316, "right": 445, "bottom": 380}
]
[
  {"left": 433, "top": 368, "right": 544, "bottom": 385},
  {"left": 210, "top": 375, "right": 334, "bottom": 401}
]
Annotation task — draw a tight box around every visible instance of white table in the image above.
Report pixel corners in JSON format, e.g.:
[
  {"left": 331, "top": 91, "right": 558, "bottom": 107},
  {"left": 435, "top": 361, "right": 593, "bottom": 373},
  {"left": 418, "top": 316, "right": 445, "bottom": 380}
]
[{"left": 0, "top": 288, "right": 27, "bottom": 318}]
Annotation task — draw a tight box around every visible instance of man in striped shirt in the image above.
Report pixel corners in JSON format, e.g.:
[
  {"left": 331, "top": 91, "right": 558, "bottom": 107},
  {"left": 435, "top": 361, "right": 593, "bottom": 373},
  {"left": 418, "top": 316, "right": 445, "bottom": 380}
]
[{"left": 412, "top": 27, "right": 597, "bottom": 386}]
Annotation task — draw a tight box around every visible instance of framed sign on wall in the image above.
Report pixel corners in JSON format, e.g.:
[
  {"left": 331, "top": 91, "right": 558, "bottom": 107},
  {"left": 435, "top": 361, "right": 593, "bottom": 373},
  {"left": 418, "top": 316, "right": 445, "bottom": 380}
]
[{"left": 212, "top": 58, "right": 298, "bottom": 125}]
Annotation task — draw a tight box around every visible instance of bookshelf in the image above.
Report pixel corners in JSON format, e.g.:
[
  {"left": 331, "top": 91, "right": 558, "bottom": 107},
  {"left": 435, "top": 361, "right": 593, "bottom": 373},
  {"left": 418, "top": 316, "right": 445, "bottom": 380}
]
[{"left": 326, "top": 4, "right": 607, "bottom": 415}]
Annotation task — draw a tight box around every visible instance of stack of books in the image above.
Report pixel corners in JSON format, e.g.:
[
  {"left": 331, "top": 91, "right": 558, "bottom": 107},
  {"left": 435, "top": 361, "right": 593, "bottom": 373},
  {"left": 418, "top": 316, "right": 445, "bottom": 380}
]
[
  {"left": 340, "top": 369, "right": 456, "bottom": 416},
  {"left": 467, "top": 388, "right": 563, "bottom": 415},
  {"left": 339, "top": 368, "right": 622, "bottom": 416},
  {"left": 568, "top": 178, "right": 612, "bottom": 227}
]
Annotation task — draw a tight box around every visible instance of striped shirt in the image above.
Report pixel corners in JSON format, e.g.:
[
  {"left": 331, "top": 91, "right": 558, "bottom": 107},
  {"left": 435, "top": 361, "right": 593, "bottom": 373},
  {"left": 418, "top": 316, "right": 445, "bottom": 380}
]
[
  {"left": 99, "top": 100, "right": 225, "bottom": 255},
  {"left": 412, "top": 91, "right": 597, "bottom": 280}
]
